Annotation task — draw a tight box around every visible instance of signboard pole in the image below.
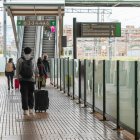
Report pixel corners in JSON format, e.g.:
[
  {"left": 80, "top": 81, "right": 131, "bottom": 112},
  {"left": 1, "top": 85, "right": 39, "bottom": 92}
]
[
  {"left": 73, "top": 18, "right": 77, "bottom": 59},
  {"left": 3, "top": 0, "right": 7, "bottom": 58}
]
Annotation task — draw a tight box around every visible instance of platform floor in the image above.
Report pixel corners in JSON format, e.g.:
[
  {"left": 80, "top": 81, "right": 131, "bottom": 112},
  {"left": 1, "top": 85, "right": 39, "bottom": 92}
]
[{"left": 0, "top": 76, "right": 133, "bottom": 140}]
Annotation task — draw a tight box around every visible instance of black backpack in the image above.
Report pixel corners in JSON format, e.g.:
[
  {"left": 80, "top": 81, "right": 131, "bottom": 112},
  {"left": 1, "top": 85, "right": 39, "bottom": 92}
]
[{"left": 20, "top": 57, "right": 33, "bottom": 79}]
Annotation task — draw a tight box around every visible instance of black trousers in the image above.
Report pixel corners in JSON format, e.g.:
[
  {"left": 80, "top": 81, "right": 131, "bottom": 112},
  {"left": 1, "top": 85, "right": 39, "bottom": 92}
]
[{"left": 20, "top": 81, "right": 34, "bottom": 110}]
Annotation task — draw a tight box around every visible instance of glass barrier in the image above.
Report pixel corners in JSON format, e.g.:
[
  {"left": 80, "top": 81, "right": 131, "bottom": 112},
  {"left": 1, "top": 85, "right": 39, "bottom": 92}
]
[
  {"left": 50, "top": 58, "right": 139, "bottom": 136},
  {"left": 74, "top": 59, "right": 79, "bottom": 97},
  {"left": 64, "top": 58, "right": 68, "bottom": 93},
  {"left": 95, "top": 60, "right": 103, "bottom": 111},
  {"left": 138, "top": 62, "right": 140, "bottom": 133},
  {"left": 105, "top": 60, "right": 117, "bottom": 118},
  {"left": 60, "top": 59, "right": 64, "bottom": 90},
  {"left": 54, "top": 58, "right": 57, "bottom": 86},
  {"left": 50, "top": 58, "right": 54, "bottom": 84},
  {"left": 69, "top": 59, "right": 73, "bottom": 96},
  {"left": 86, "top": 60, "right": 93, "bottom": 105},
  {"left": 58, "top": 59, "right": 60, "bottom": 87},
  {"left": 119, "top": 61, "right": 135, "bottom": 130},
  {"left": 81, "top": 60, "right": 85, "bottom": 100}
]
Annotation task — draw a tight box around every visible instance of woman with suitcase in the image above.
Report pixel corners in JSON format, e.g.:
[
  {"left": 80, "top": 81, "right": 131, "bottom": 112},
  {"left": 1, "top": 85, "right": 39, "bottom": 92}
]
[{"left": 37, "top": 57, "right": 47, "bottom": 89}]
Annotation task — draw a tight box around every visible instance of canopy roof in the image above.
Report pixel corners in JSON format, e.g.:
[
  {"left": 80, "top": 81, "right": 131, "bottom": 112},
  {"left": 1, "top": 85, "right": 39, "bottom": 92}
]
[
  {"left": 65, "top": 0, "right": 140, "bottom": 7},
  {"left": 4, "top": 2, "right": 64, "bottom": 16}
]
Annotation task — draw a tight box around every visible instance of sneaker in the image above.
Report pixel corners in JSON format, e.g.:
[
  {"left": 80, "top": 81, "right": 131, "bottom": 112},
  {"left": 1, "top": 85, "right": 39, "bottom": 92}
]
[
  {"left": 23, "top": 110, "right": 29, "bottom": 115},
  {"left": 29, "top": 109, "right": 34, "bottom": 114}
]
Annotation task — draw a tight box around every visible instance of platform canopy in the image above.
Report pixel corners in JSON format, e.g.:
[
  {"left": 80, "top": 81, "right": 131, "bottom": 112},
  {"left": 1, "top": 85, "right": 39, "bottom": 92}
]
[
  {"left": 65, "top": 0, "right": 140, "bottom": 7},
  {"left": 3, "top": 2, "right": 64, "bottom": 16}
]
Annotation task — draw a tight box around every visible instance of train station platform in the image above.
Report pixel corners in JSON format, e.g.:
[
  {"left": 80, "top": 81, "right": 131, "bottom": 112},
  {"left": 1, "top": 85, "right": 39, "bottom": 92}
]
[{"left": 0, "top": 76, "right": 134, "bottom": 140}]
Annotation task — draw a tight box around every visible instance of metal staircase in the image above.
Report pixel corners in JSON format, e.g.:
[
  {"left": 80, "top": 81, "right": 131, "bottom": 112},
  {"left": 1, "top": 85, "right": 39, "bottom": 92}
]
[
  {"left": 42, "top": 16, "right": 56, "bottom": 60},
  {"left": 21, "top": 16, "right": 36, "bottom": 57}
]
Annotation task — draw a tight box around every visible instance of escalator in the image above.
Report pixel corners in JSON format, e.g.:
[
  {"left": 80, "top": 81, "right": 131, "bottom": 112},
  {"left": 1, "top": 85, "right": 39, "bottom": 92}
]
[
  {"left": 21, "top": 16, "right": 36, "bottom": 57},
  {"left": 42, "top": 16, "right": 56, "bottom": 60}
]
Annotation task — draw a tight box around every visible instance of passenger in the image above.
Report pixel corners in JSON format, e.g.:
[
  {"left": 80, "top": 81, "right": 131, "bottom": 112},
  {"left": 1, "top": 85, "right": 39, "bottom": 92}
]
[
  {"left": 37, "top": 57, "right": 47, "bottom": 89},
  {"left": 42, "top": 55, "right": 50, "bottom": 79},
  {"left": 16, "top": 47, "right": 35, "bottom": 115},
  {"left": 5, "top": 58, "right": 16, "bottom": 90}
]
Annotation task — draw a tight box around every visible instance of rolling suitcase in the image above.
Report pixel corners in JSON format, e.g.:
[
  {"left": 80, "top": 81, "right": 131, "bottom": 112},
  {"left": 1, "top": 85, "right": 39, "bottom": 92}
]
[
  {"left": 14, "top": 79, "right": 20, "bottom": 89},
  {"left": 34, "top": 90, "right": 49, "bottom": 112}
]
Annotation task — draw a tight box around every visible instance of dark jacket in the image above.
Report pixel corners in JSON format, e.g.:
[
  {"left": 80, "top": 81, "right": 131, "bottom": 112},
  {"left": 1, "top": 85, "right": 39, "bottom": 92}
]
[
  {"left": 42, "top": 60, "right": 50, "bottom": 73},
  {"left": 37, "top": 63, "right": 47, "bottom": 77}
]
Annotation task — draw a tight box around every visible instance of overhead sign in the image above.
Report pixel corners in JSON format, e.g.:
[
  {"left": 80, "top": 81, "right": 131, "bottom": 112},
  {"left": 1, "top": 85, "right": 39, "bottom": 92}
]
[
  {"left": 80, "top": 22, "right": 121, "bottom": 37},
  {"left": 17, "top": 20, "right": 56, "bottom": 26},
  {"left": 50, "top": 20, "right": 56, "bottom": 26}
]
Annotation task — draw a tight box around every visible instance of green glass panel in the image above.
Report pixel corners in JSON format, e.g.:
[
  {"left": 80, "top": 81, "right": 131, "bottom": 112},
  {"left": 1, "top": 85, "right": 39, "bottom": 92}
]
[
  {"left": 119, "top": 61, "right": 135, "bottom": 130},
  {"left": 61, "top": 59, "right": 64, "bottom": 89},
  {"left": 69, "top": 59, "right": 73, "bottom": 96},
  {"left": 58, "top": 59, "right": 60, "bottom": 87},
  {"left": 86, "top": 60, "right": 93, "bottom": 105},
  {"left": 50, "top": 58, "right": 54, "bottom": 83},
  {"left": 65, "top": 59, "right": 68, "bottom": 93},
  {"left": 55, "top": 58, "right": 57, "bottom": 85},
  {"left": 74, "top": 59, "right": 79, "bottom": 97},
  {"left": 81, "top": 60, "right": 85, "bottom": 100},
  {"left": 105, "top": 60, "right": 117, "bottom": 118},
  {"left": 95, "top": 60, "right": 103, "bottom": 111}
]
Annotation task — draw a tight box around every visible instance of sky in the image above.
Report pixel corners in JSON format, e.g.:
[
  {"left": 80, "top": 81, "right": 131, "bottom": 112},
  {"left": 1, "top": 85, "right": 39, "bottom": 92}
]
[{"left": 63, "top": 7, "right": 140, "bottom": 28}]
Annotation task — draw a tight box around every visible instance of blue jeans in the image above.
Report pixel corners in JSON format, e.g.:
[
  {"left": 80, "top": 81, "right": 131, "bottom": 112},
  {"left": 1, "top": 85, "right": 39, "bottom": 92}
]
[{"left": 6, "top": 72, "right": 14, "bottom": 89}]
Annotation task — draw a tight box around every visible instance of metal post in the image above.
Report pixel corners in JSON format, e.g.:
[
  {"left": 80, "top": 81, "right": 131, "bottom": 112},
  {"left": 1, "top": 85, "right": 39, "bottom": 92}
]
[
  {"left": 103, "top": 60, "right": 106, "bottom": 120},
  {"left": 79, "top": 60, "right": 81, "bottom": 103},
  {"left": 73, "top": 18, "right": 77, "bottom": 59},
  {"left": 63, "top": 59, "right": 65, "bottom": 93},
  {"left": 58, "top": 7, "right": 63, "bottom": 57},
  {"left": 54, "top": 59, "right": 55, "bottom": 87},
  {"left": 72, "top": 59, "right": 75, "bottom": 99},
  {"left": 60, "top": 59, "right": 62, "bottom": 91},
  {"left": 84, "top": 59, "right": 87, "bottom": 107},
  {"left": 50, "top": 59, "right": 52, "bottom": 84},
  {"left": 135, "top": 61, "right": 138, "bottom": 140},
  {"left": 67, "top": 58, "right": 70, "bottom": 96},
  {"left": 92, "top": 60, "right": 95, "bottom": 113},
  {"left": 57, "top": 59, "right": 58, "bottom": 88},
  {"left": 116, "top": 60, "right": 120, "bottom": 129}
]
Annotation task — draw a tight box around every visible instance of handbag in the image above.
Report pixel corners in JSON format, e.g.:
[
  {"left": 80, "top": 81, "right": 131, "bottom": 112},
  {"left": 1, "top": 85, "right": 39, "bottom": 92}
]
[{"left": 42, "top": 76, "right": 46, "bottom": 87}]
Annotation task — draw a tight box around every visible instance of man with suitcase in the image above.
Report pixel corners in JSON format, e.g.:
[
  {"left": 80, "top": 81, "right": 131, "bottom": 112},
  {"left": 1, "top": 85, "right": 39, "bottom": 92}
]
[{"left": 16, "top": 47, "right": 35, "bottom": 115}]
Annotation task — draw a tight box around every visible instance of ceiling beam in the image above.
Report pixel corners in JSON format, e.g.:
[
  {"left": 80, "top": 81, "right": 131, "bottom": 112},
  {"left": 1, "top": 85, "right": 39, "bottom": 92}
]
[{"left": 11, "top": 9, "right": 64, "bottom": 11}]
